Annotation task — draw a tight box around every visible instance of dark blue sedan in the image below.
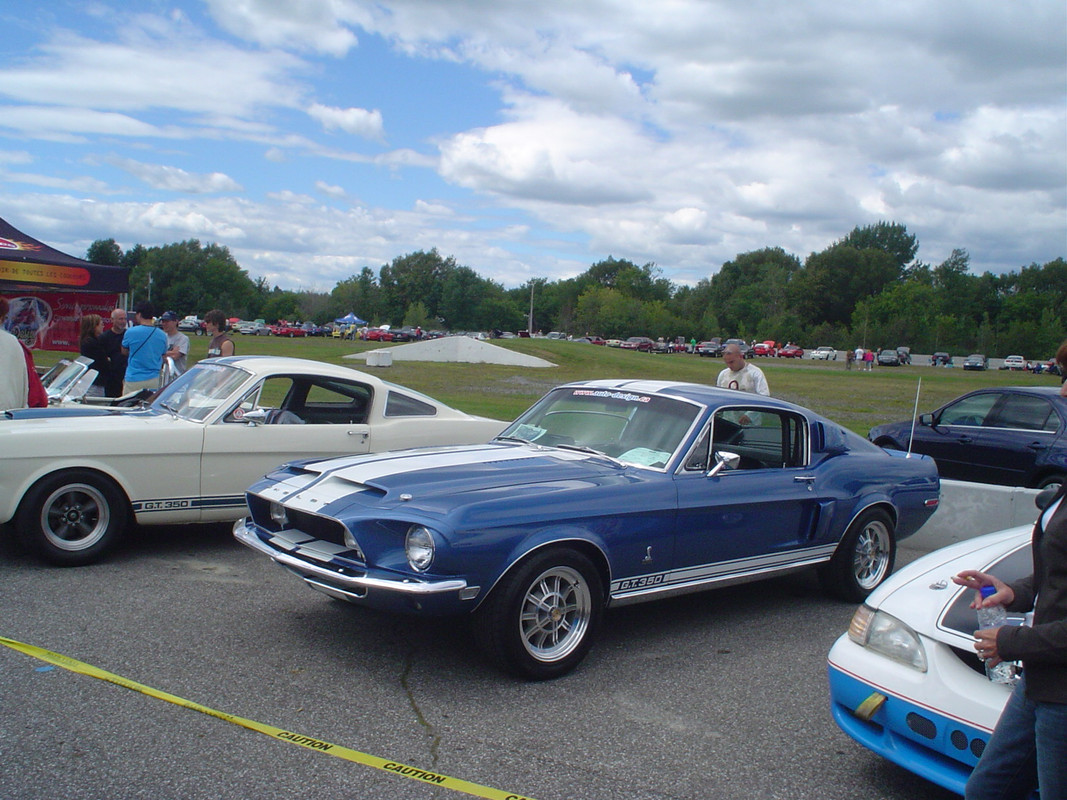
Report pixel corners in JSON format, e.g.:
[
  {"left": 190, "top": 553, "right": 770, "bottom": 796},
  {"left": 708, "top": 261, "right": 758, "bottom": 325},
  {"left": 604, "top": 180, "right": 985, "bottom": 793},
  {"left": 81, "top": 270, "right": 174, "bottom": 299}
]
[
  {"left": 236, "top": 380, "right": 940, "bottom": 679},
  {"left": 868, "top": 386, "right": 1065, "bottom": 490}
]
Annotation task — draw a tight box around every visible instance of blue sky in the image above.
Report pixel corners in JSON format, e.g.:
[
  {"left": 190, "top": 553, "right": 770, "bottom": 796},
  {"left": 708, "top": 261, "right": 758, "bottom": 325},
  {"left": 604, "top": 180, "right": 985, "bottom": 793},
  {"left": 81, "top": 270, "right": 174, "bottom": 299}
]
[{"left": 0, "top": 0, "right": 1063, "bottom": 292}]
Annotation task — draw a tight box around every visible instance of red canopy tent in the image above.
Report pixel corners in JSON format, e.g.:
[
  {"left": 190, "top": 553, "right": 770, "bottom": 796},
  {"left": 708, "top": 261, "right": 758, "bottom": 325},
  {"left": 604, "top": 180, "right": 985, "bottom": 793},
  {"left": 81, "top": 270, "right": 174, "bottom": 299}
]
[{"left": 0, "top": 216, "right": 128, "bottom": 351}]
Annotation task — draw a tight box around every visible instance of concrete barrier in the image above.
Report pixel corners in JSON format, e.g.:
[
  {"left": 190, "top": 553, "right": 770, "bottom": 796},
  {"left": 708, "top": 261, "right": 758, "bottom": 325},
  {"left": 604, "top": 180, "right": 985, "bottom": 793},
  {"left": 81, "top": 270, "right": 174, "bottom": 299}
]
[
  {"left": 904, "top": 479, "right": 1041, "bottom": 553},
  {"left": 365, "top": 350, "right": 393, "bottom": 367}
]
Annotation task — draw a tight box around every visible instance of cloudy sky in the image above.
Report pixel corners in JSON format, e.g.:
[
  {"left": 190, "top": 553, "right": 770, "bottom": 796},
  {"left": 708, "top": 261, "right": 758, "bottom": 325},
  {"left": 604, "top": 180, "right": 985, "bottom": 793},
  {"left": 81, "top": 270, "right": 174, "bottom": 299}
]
[{"left": 1, "top": 0, "right": 1063, "bottom": 291}]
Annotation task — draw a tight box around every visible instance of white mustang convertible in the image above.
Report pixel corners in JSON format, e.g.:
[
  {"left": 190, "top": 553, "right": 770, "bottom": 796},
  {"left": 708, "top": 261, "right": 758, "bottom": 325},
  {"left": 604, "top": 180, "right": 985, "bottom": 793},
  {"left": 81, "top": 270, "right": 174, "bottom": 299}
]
[{"left": 1, "top": 356, "right": 505, "bottom": 566}]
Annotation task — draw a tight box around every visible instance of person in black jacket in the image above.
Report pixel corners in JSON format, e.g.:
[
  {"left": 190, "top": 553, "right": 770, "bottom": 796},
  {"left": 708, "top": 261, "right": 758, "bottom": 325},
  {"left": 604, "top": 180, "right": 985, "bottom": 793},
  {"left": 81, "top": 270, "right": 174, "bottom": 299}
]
[
  {"left": 78, "top": 314, "right": 109, "bottom": 397},
  {"left": 953, "top": 483, "right": 1067, "bottom": 800},
  {"left": 98, "top": 308, "right": 128, "bottom": 397}
]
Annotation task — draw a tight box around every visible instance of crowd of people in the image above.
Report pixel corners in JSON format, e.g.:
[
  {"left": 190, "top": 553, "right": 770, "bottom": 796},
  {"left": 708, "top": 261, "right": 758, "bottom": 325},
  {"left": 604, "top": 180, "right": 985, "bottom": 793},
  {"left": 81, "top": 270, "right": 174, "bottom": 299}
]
[{"left": 1, "top": 301, "right": 235, "bottom": 409}]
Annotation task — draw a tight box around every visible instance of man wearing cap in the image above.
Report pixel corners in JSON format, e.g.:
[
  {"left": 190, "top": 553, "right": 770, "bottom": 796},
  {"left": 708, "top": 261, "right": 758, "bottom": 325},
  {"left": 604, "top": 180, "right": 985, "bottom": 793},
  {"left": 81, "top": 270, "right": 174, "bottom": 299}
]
[
  {"left": 159, "top": 310, "right": 189, "bottom": 375},
  {"left": 121, "top": 301, "right": 168, "bottom": 394}
]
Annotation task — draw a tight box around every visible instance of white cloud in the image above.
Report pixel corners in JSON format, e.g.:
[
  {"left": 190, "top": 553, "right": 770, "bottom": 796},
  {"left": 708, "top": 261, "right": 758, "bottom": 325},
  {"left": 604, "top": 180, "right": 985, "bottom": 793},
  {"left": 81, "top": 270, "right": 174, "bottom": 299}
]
[
  {"left": 315, "top": 180, "right": 347, "bottom": 198},
  {"left": 307, "top": 103, "right": 384, "bottom": 140},
  {"left": 105, "top": 156, "right": 243, "bottom": 193}
]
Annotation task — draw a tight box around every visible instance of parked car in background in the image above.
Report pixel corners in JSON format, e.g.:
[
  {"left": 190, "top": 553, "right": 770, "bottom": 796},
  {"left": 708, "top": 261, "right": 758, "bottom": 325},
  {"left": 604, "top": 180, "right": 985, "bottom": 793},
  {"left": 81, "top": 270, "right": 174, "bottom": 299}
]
[
  {"left": 574, "top": 336, "right": 606, "bottom": 345},
  {"left": 895, "top": 347, "right": 912, "bottom": 365},
  {"left": 777, "top": 343, "right": 804, "bottom": 358},
  {"left": 868, "top": 386, "right": 1066, "bottom": 489},
  {"left": 962, "top": 353, "right": 989, "bottom": 371},
  {"left": 829, "top": 517, "right": 1042, "bottom": 796},
  {"left": 876, "top": 349, "right": 901, "bottom": 366},
  {"left": 235, "top": 379, "right": 940, "bottom": 679},
  {"left": 271, "top": 322, "right": 306, "bottom": 338},
  {"left": 237, "top": 321, "right": 271, "bottom": 336},
  {"left": 604, "top": 338, "right": 623, "bottom": 347},
  {"left": 621, "top": 336, "right": 654, "bottom": 351},
  {"left": 178, "top": 316, "right": 205, "bottom": 335},
  {"left": 0, "top": 356, "right": 506, "bottom": 566},
  {"left": 546, "top": 331, "right": 566, "bottom": 340},
  {"left": 1000, "top": 355, "right": 1026, "bottom": 371},
  {"left": 696, "top": 339, "right": 723, "bottom": 357},
  {"left": 931, "top": 352, "right": 953, "bottom": 367},
  {"left": 752, "top": 340, "right": 777, "bottom": 357},
  {"left": 811, "top": 346, "right": 837, "bottom": 360},
  {"left": 301, "top": 322, "right": 328, "bottom": 336},
  {"left": 364, "top": 327, "right": 394, "bottom": 342}
]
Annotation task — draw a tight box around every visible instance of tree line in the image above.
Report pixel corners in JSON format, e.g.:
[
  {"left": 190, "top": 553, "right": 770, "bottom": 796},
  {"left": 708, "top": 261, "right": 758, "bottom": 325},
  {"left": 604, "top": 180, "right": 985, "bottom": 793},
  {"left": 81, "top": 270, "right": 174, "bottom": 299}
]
[{"left": 86, "top": 221, "right": 1065, "bottom": 358}]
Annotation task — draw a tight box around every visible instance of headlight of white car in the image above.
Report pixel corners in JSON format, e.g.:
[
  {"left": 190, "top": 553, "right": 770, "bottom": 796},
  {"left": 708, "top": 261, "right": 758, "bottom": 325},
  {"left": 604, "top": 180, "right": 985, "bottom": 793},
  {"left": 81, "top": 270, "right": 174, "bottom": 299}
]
[
  {"left": 405, "top": 525, "right": 435, "bottom": 572},
  {"left": 848, "top": 604, "right": 928, "bottom": 672}
]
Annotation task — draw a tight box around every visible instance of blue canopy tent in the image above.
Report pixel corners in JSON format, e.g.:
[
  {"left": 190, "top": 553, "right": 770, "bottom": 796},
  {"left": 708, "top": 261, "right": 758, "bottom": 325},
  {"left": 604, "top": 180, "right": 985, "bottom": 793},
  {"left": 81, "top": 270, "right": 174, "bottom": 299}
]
[{"left": 334, "top": 312, "right": 366, "bottom": 325}]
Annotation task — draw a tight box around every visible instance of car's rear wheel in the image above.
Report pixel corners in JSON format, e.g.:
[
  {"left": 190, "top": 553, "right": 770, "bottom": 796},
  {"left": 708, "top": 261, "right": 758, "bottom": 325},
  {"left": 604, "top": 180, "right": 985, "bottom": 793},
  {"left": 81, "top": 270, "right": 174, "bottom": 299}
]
[
  {"left": 474, "top": 547, "right": 603, "bottom": 680},
  {"left": 16, "top": 470, "right": 128, "bottom": 566},
  {"left": 819, "top": 509, "right": 896, "bottom": 602}
]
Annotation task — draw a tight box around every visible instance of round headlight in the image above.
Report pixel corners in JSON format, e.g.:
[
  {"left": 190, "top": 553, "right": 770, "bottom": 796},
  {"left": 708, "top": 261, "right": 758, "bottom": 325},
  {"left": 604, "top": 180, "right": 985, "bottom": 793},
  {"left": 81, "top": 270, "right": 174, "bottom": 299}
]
[
  {"left": 405, "top": 525, "right": 435, "bottom": 572},
  {"left": 269, "top": 501, "right": 289, "bottom": 528}
]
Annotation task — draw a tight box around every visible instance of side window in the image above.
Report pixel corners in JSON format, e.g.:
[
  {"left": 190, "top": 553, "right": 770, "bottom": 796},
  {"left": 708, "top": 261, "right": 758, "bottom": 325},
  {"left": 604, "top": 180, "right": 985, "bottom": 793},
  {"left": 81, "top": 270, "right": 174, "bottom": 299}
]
[
  {"left": 225, "top": 376, "right": 295, "bottom": 422},
  {"left": 298, "top": 380, "right": 372, "bottom": 424},
  {"left": 991, "top": 395, "right": 1057, "bottom": 432},
  {"left": 939, "top": 394, "right": 999, "bottom": 427},
  {"left": 385, "top": 390, "right": 437, "bottom": 417},
  {"left": 707, "top": 408, "right": 807, "bottom": 470}
]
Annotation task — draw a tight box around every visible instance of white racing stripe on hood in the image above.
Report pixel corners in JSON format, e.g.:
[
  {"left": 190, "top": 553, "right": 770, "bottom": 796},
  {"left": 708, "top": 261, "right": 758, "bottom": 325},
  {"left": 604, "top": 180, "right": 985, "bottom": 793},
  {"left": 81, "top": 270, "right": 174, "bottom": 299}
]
[{"left": 276, "top": 445, "right": 591, "bottom": 512}]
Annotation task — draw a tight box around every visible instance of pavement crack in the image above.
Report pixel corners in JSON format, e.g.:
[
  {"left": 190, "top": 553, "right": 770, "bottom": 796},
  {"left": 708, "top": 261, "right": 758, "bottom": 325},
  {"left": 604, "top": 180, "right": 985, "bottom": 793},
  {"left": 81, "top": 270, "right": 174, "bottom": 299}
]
[{"left": 400, "top": 647, "right": 441, "bottom": 767}]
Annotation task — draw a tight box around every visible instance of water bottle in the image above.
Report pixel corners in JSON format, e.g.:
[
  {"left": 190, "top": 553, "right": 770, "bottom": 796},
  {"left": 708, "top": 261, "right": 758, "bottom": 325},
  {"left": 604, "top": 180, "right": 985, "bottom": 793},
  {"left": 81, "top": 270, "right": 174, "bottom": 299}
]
[{"left": 977, "top": 585, "right": 1016, "bottom": 684}]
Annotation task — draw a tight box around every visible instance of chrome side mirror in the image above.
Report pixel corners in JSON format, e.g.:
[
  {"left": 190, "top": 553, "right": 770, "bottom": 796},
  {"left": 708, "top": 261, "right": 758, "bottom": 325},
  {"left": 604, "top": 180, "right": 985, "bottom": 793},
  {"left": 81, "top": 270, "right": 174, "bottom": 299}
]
[
  {"left": 708, "top": 450, "right": 741, "bottom": 477},
  {"left": 241, "top": 408, "right": 270, "bottom": 427}
]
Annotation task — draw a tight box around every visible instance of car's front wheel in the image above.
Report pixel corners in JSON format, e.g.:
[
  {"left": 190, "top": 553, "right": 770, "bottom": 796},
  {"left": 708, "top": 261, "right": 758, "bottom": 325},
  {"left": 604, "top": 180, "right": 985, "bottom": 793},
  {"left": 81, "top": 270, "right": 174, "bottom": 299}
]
[
  {"left": 474, "top": 547, "right": 603, "bottom": 680},
  {"left": 819, "top": 509, "right": 896, "bottom": 602},
  {"left": 1036, "top": 473, "right": 1064, "bottom": 492},
  {"left": 16, "top": 470, "right": 128, "bottom": 566}
]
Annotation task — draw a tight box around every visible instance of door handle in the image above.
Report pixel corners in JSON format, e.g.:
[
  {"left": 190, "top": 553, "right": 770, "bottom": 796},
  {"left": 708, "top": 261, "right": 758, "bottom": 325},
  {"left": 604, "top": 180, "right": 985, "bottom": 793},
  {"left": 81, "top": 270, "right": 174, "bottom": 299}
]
[
  {"left": 1028, "top": 442, "right": 1048, "bottom": 451},
  {"left": 794, "top": 475, "right": 816, "bottom": 491}
]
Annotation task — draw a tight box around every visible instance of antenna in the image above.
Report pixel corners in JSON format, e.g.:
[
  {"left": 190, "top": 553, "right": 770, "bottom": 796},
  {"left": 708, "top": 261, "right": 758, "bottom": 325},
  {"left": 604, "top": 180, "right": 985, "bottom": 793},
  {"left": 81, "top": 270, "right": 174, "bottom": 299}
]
[{"left": 906, "top": 377, "right": 922, "bottom": 457}]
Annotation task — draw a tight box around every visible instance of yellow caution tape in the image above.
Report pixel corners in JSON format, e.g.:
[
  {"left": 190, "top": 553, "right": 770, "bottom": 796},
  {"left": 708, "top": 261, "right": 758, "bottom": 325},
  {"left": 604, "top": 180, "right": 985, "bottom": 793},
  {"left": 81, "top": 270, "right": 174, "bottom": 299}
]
[{"left": 1, "top": 635, "right": 537, "bottom": 800}]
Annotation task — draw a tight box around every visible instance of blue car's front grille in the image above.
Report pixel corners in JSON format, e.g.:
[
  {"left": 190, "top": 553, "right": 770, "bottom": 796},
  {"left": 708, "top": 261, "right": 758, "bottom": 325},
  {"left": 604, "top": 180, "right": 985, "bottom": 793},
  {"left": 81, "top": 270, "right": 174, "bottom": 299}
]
[{"left": 247, "top": 494, "right": 349, "bottom": 548}]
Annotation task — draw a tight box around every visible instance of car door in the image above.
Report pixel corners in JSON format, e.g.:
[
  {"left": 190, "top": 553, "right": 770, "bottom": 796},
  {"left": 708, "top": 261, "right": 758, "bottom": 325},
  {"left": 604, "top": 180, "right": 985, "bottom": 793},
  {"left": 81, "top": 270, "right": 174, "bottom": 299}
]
[
  {"left": 673, "top": 407, "right": 833, "bottom": 581},
  {"left": 199, "top": 375, "right": 372, "bottom": 520},
  {"left": 914, "top": 391, "right": 1002, "bottom": 480},
  {"left": 964, "top": 393, "right": 1062, "bottom": 485}
]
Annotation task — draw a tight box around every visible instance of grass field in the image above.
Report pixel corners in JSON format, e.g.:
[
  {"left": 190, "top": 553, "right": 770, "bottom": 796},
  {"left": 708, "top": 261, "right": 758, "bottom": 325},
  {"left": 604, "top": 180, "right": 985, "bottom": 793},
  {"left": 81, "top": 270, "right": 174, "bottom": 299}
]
[{"left": 34, "top": 336, "right": 1059, "bottom": 436}]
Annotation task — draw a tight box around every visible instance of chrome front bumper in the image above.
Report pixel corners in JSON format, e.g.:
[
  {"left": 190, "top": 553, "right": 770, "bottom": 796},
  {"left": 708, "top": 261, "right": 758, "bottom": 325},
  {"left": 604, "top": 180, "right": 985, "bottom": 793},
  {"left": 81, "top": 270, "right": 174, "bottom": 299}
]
[{"left": 233, "top": 518, "right": 476, "bottom": 612}]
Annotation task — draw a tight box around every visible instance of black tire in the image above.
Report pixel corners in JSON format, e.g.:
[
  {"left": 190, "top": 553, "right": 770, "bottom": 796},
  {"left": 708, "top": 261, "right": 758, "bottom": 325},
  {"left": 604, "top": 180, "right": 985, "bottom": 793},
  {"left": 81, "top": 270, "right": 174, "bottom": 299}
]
[
  {"left": 473, "top": 547, "right": 603, "bottom": 680},
  {"left": 16, "top": 470, "right": 128, "bottom": 566},
  {"left": 819, "top": 508, "right": 896, "bottom": 602},
  {"left": 1036, "top": 473, "right": 1064, "bottom": 492}
]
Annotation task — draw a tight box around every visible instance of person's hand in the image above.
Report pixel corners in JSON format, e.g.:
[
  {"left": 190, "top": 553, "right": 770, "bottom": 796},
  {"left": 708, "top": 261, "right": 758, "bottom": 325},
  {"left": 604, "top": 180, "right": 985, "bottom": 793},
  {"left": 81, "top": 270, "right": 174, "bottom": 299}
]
[
  {"left": 973, "top": 627, "right": 1004, "bottom": 665},
  {"left": 952, "top": 569, "right": 1015, "bottom": 609}
]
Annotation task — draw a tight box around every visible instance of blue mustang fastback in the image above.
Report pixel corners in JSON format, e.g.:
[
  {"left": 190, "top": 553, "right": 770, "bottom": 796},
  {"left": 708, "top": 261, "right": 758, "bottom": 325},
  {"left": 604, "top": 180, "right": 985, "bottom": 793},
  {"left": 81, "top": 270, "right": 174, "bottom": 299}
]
[{"left": 235, "top": 379, "right": 940, "bottom": 679}]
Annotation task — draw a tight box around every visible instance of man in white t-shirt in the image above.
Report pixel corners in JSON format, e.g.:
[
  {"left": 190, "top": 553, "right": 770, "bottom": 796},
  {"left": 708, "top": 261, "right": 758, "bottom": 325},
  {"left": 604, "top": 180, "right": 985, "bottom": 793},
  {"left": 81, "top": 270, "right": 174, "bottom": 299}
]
[{"left": 716, "top": 343, "right": 770, "bottom": 396}]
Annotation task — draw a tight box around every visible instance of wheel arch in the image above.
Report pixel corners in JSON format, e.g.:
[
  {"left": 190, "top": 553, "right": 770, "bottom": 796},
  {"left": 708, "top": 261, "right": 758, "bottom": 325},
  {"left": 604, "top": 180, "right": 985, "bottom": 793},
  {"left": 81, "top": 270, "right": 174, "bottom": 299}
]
[
  {"left": 16, "top": 464, "right": 134, "bottom": 522},
  {"left": 829, "top": 500, "right": 898, "bottom": 559},
  {"left": 473, "top": 533, "right": 612, "bottom": 612}
]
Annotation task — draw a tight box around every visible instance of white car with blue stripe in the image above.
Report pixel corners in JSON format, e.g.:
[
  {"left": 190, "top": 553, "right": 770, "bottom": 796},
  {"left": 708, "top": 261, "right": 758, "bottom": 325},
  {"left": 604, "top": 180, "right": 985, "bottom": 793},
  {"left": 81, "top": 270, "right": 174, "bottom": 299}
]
[{"left": 0, "top": 356, "right": 505, "bottom": 566}]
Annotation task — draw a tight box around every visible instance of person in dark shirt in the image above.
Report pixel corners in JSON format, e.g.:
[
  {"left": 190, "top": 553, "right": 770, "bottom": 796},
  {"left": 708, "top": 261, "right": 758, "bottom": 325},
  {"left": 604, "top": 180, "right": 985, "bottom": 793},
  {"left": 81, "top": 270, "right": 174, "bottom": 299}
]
[
  {"left": 953, "top": 484, "right": 1067, "bottom": 800},
  {"left": 78, "top": 314, "right": 109, "bottom": 397},
  {"left": 98, "top": 308, "right": 128, "bottom": 397}
]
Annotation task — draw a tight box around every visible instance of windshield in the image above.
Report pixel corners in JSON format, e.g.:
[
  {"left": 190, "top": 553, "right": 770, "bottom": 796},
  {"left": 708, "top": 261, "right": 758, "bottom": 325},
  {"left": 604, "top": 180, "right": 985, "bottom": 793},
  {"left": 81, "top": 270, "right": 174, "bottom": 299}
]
[
  {"left": 498, "top": 386, "right": 701, "bottom": 469},
  {"left": 151, "top": 362, "right": 252, "bottom": 422},
  {"left": 41, "top": 357, "right": 91, "bottom": 398}
]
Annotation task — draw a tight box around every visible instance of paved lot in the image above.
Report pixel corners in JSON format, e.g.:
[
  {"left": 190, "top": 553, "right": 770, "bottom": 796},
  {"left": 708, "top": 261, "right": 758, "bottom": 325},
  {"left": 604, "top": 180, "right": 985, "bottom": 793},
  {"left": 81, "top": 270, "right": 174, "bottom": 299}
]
[{"left": 1, "top": 522, "right": 956, "bottom": 800}]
